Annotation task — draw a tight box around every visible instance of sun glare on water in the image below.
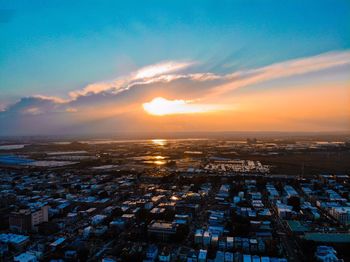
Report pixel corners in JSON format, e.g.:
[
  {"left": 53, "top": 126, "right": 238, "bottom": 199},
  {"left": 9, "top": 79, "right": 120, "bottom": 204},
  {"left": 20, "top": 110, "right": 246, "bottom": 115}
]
[{"left": 151, "top": 139, "right": 167, "bottom": 146}]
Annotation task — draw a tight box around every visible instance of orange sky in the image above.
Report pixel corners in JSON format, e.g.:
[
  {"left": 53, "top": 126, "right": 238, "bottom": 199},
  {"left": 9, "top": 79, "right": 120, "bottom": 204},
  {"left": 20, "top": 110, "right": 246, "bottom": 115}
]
[
  {"left": 1, "top": 51, "right": 349, "bottom": 135},
  {"left": 135, "top": 82, "right": 350, "bottom": 132}
]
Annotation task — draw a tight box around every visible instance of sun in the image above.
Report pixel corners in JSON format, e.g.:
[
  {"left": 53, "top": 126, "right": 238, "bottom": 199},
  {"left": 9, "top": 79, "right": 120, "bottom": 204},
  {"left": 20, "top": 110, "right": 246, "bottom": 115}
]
[
  {"left": 143, "top": 97, "right": 222, "bottom": 116},
  {"left": 143, "top": 97, "right": 188, "bottom": 116}
]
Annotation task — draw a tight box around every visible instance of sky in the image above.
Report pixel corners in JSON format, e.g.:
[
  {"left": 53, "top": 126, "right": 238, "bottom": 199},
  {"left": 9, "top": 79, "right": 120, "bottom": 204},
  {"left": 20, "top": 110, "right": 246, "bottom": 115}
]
[{"left": 0, "top": 0, "right": 349, "bottom": 135}]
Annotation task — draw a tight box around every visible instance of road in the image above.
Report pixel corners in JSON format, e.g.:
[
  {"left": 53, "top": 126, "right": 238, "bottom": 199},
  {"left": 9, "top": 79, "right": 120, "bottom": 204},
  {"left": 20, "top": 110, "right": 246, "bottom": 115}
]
[{"left": 267, "top": 200, "right": 303, "bottom": 262}]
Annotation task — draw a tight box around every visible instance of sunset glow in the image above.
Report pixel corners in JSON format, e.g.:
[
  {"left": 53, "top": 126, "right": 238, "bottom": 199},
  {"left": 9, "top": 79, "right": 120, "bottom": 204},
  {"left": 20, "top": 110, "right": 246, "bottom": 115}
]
[
  {"left": 0, "top": 1, "right": 349, "bottom": 135},
  {"left": 1, "top": 2, "right": 349, "bottom": 259},
  {"left": 143, "top": 97, "right": 212, "bottom": 116}
]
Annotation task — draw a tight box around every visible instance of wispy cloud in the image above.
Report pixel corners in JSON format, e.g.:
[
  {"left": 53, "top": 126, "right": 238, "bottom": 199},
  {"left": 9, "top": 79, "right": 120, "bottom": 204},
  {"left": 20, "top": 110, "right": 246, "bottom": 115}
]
[
  {"left": 69, "top": 60, "right": 194, "bottom": 98},
  {"left": 14, "top": 50, "right": 349, "bottom": 109},
  {"left": 22, "top": 107, "right": 43, "bottom": 115},
  {"left": 134, "top": 61, "right": 194, "bottom": 79},
  {"left": 68, "top": 50, "right": 350, "bottom": 102},
  {"left": 210, "top": 50, "right": 350, "bottom": 96},
  {"left": 31, "top": 95, "right": 67, "bottom": 103}
]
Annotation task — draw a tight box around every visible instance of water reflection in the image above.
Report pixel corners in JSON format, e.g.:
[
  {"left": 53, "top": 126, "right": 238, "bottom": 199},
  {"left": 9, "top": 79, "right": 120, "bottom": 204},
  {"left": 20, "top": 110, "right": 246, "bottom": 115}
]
[
  {"left": 143, "top": 160, "right": 167, "bottom": 165},
  {"left": 151, "top": 139, "right": 167, "bottom": 146},
  {"left": 154, "top": 160, "right": 166, "bottom": 165}
]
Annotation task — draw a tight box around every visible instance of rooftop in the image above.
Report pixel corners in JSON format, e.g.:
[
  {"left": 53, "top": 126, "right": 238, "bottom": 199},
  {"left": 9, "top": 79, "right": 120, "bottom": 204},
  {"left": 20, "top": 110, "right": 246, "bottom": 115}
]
[{"left": 0, "top": 233, "right": 29, "bottom": 244}]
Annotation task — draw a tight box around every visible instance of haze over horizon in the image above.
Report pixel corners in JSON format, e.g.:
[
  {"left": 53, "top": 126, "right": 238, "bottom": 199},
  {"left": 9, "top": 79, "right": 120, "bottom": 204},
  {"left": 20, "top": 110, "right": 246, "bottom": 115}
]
[{"left": 1, "top": 1, "right": 349, "bottom": 136}]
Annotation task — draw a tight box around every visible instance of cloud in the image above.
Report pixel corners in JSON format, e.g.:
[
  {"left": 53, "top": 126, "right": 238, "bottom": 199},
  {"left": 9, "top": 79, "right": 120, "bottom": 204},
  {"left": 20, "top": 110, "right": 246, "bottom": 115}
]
[
  {"left": 210, "top": 50, "right": 350, "bottom": 96},
  {"left": 134, "top": 61, "right": 194, "bottom": 79},
  {"left": 69, "top": 60, "right": 194, "bottom": 98},
  {"left": 65, "top": 107, "right": 78, "bottom": 113},
  {"left": 67, "top": 50, "right": 350, "bottom": 102},
  {"left": 1, "top": 96, "right": 72, "bottom": 116},
  {"left": 31, "top": 95, "right": 67, "bottom": 103},
  {"left": 22, "top": 107, "right": 43, "bottom": 115},
  {"left": 0, "top": 104, "right": 6, "bottom": 112},
  {"left": 0, "top": 50, "right": 349, "bottom": 135}
]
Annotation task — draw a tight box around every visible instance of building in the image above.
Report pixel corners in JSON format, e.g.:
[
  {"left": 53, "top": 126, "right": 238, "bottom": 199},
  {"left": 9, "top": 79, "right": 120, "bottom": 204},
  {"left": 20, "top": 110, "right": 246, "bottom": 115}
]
[
  {"left": 195, "top": 229, "right": 204, "bottom": 244},
  {"left": 214, "top": 250, "right": 224, "bottom": 262},
  {"left": 224, "top": 252, "right": 233, "bottom": 262},
  {"left": 198, "top": 249, "right": 207, "bottom": 262},
  {"left": 284, "top": 185, "right": 298, "bottom": 198},
  {"left": 227, "top": 237, "right": 234, "bottom": 250},
  {"left": 13, "top": 252, "right": 38, "bottom": 262},
  {"left": 147, "top": 220, "right": 177, "bottom": 241},
  {"left": 314, "top": 246, "right": 339, "bottom": 262},
  {"left": 145, "top": 244, "right": 158, "bottom": 261},
  {"left": 31, "top": 205, "right": 49, "bottom": 228},
  {"left": 203, "top": 231, "right": 211, "bottom": 247},
  {"left": 243, "top": 254, "right": 252, "bottom": 262},
  {"left": 329, "top": 206, "right": 350, "bottom": 225},
  {"left": 275, "top": 202, "right": 293, "bottom": 219},
  {"left": 217, "top": 184, "right": 230, "bottom": 198},
  {"left": 0, "top": 233, "right": 29, "bottom": 249},
  {"left": 9, "top": 205, "right": 49, "bottom": 233},
  {"left": 91, "top": 214, "right": 107, "bottom": 225},
  {"left": 9, "top": 210, "right": 32, "bottom": 233},
  {"left": 266, "top": 184, "right": 279, "bottom": 200},
  {"left": 50, "top": 237, "right": 66, "bottom": 251}
]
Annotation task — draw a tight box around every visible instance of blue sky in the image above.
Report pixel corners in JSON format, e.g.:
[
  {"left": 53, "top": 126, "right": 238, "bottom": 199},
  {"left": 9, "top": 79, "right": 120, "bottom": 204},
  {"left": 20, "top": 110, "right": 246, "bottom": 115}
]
[
  {"left": 0, "top": 1, "right": 349, "bottom": 135},
  {"left": 1, "top": 0, "right": 349, "bottom": 98}
]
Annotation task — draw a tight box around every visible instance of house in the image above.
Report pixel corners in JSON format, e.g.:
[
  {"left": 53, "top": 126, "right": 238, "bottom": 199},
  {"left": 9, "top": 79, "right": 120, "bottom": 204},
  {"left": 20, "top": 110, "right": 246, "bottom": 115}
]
[
  {"left": 13, "top": 252, "right": 37, "bottom": 262},
  {"left": 198, "top": 249, "right": 207, "bottom": 262},
  {"left": 148, "top": 220, "right": 177, "bottom": 241}
]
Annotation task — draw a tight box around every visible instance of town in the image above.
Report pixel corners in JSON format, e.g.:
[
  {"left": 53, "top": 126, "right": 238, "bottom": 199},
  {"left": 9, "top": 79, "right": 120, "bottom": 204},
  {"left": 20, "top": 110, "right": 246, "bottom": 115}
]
[{"left": 0, "top": 137, "right": 349, "bottom": 262}]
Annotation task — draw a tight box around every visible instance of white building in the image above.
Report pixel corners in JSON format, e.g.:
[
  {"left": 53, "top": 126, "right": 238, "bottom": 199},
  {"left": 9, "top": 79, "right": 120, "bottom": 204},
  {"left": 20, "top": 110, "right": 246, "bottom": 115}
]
[{"left": 31, "top": 205, "right": 49, "bottom": 227}]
